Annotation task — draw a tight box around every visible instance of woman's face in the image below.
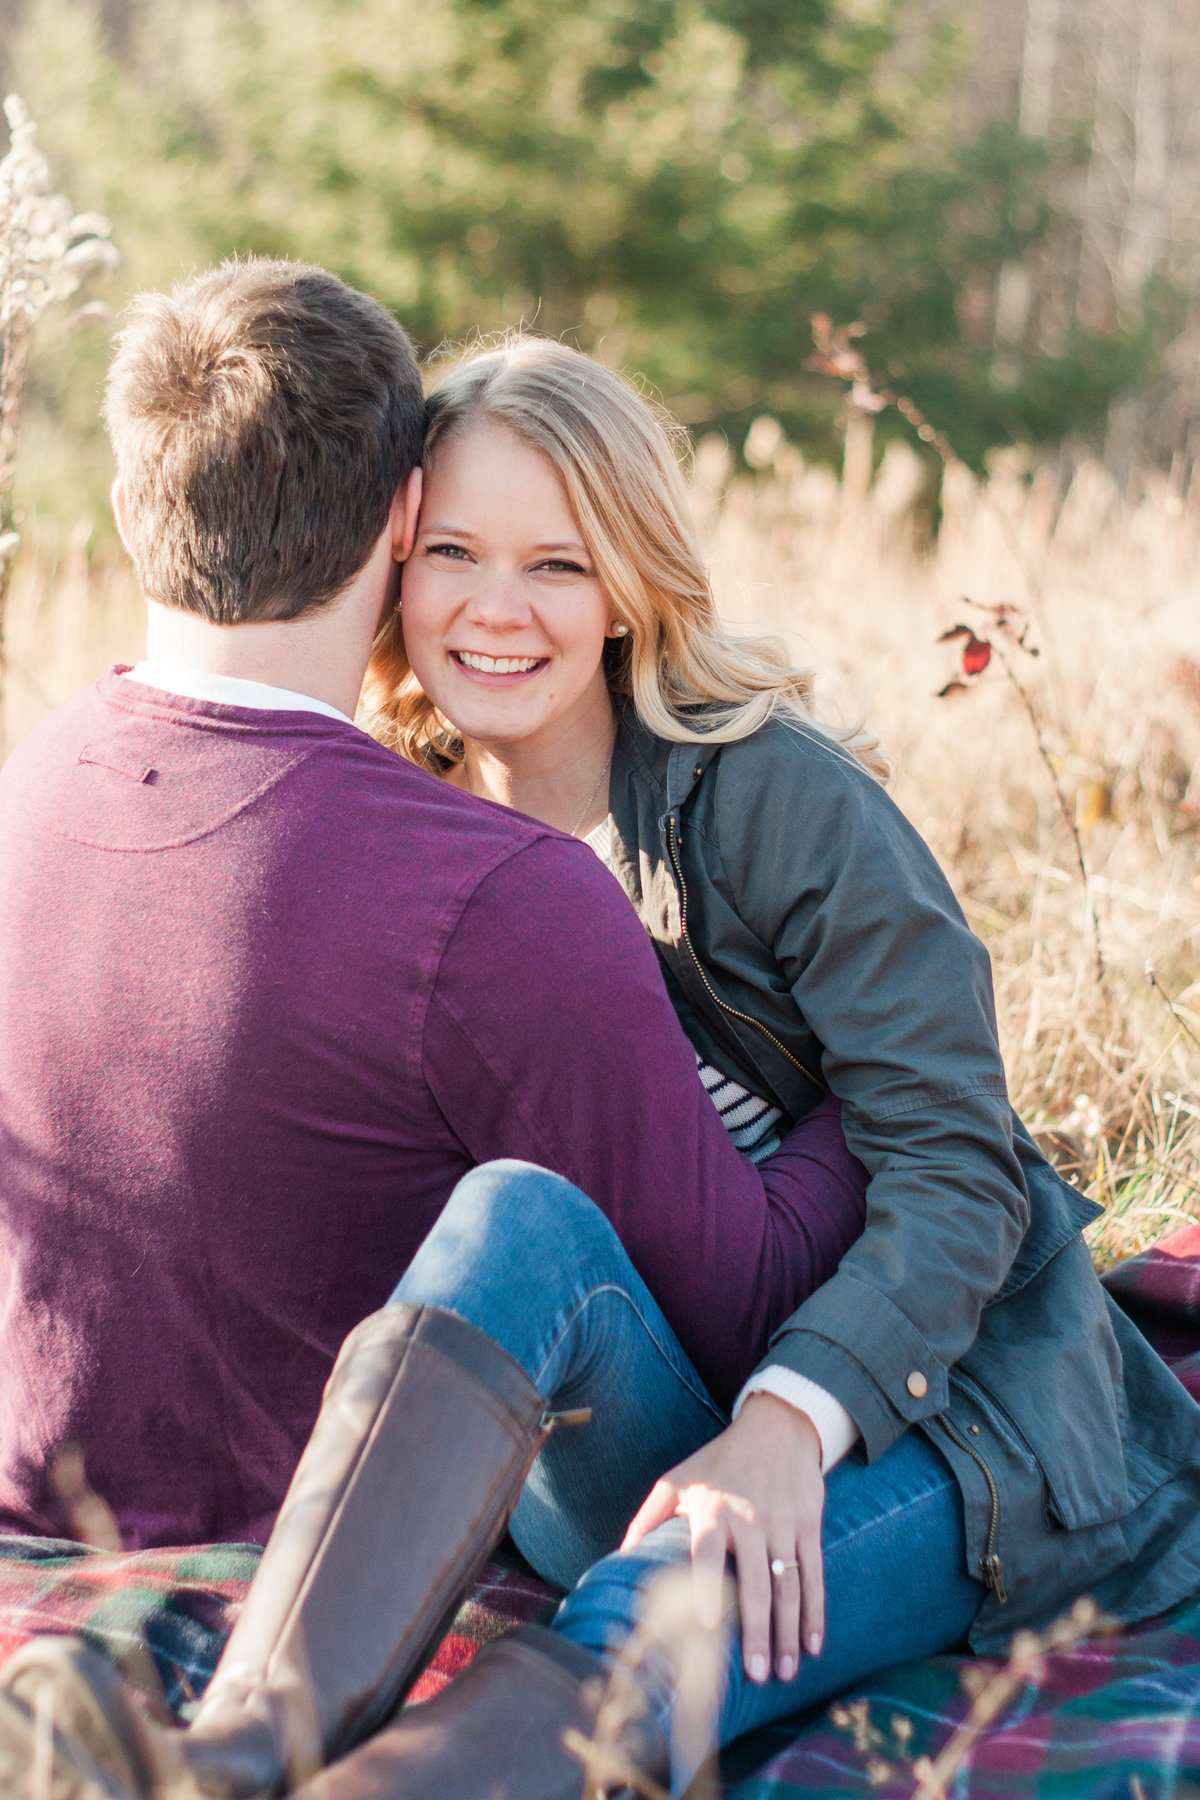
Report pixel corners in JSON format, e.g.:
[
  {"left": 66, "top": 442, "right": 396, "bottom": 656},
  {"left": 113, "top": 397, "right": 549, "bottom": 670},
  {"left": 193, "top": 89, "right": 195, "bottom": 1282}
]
[{"left": 399, "top": 423, "right": 617, "bottom": 756}]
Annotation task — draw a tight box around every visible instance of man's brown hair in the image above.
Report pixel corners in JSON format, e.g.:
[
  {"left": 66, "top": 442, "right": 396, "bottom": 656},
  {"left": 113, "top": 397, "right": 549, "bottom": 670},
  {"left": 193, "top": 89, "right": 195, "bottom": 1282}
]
[{"left": 104, "top": 258, "right": 425, "bottom": 622}]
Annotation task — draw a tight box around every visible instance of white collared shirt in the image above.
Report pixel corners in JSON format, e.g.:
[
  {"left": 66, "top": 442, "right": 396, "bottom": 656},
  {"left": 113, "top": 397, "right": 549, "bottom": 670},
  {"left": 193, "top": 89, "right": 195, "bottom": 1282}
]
[{"left": 124, "top": 661, "right": 358, "bottom": 727}]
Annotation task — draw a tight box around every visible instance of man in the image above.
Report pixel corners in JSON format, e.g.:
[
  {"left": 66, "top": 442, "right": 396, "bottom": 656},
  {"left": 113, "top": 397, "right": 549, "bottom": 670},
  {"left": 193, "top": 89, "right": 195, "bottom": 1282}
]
[{"left": 0, "top": 259, "right": 868, "bottom": 1796}]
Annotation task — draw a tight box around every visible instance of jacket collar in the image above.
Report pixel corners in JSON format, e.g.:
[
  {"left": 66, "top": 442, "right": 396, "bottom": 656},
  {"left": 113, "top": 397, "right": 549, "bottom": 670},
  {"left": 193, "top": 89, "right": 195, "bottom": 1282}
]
[{"left": 614, "top": 700, "right": 721, "bottom": 816}]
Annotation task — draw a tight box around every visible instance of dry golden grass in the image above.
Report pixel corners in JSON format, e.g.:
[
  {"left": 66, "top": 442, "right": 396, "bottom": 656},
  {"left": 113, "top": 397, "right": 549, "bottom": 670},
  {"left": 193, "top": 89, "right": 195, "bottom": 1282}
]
[
  {"left": 5, "top": 440, "right": 1199, "bottom": 1267},
  {"left": 4, "top": 515, "right": 141, "bottom": 749},
  {"left": 698, "top": 433, "right": 1200, "bottom": 1265}
]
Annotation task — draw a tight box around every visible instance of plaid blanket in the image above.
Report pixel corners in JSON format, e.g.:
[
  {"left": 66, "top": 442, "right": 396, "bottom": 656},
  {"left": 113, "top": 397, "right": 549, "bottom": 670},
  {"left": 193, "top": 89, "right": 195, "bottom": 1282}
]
[
  {"left": 721, "top": 1593, "right": 1200, "bottom": 1798},
  {"left": 0, "top": 1536, "right": 556, "bottom": 1719},
  {"left": 1100, "top": 1220, "right": 1200, "bottom": 1403},
  {"left": 0, "top": 1223, "right": 1197, "bottom": 1795}
]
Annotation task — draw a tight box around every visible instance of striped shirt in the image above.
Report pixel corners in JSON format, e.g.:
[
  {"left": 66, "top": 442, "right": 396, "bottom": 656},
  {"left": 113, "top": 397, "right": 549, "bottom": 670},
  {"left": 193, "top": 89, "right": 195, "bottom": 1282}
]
[{"left": 585, "top": 818, "right": 784, "bottom": 1162}]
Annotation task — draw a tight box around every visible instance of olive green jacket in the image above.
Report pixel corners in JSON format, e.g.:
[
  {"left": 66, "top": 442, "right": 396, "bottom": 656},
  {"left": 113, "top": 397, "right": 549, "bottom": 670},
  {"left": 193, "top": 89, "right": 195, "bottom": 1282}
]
[{"left": 608, "top": 705, "right": 1200, "bottom": 1651}]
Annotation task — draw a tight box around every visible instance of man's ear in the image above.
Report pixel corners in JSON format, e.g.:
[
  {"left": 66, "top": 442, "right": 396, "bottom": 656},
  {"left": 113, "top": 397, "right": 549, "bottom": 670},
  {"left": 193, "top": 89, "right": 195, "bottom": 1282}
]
[
  {"left": 110, "top": 477, "right": 136, "bottom": 559},
  {"left": 392, "top": 466, "right": 424, "bottom": 564}
]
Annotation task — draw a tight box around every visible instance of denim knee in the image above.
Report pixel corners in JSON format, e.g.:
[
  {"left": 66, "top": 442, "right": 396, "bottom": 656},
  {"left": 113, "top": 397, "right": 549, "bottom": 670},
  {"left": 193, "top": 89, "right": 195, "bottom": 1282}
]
[
  {"left": 553, "top": 1518, "right": 692, "bottom": 1662},
  {"left": 390, "top": 1159, "right": 625, "bottom": 1315}
]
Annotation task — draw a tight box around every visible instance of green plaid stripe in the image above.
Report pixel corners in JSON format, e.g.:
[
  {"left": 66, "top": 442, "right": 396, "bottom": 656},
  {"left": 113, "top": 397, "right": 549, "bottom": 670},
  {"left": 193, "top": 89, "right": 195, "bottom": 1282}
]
[{"left": 0, "top": 1536, "right": 557, "bottom": 1717}]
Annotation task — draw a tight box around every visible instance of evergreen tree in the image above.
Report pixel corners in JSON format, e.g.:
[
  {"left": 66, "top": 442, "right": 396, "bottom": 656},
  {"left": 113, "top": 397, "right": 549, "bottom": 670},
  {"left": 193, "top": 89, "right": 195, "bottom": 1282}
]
[{"left": 10, "top": 0, "right": 1153, "bottom": 519}]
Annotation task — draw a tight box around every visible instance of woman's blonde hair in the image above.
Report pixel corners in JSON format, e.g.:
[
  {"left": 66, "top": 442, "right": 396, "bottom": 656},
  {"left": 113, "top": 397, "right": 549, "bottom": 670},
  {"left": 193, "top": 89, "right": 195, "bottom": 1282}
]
[{"left": 362, "top": 335, "right": 889, "bottom": 782}]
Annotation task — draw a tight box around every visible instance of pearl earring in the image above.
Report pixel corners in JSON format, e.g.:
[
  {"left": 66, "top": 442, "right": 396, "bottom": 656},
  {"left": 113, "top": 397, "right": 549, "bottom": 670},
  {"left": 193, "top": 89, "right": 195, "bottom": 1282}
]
[{"left": 612, "top": 622, "right": 629, "bottom": 637}]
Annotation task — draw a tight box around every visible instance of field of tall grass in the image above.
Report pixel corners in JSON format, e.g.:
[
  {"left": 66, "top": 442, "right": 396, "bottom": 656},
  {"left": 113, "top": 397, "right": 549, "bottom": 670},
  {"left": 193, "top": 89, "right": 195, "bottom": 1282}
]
[{"left": 6, "top": 437, "right": 1199, "bottom": 1267}]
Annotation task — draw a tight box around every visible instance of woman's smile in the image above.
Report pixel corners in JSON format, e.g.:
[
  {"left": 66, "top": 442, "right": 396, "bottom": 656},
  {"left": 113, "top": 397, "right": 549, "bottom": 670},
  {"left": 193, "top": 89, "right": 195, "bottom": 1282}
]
[{"left": 451, "top": 650, "right": 549, "bottom": 681}]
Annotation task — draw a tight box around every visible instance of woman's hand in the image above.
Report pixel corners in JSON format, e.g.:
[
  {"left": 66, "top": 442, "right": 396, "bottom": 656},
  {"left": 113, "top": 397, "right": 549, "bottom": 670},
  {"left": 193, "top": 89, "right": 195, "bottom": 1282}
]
[{"left": 621, "top": 1392, "right": 826, "bottom": 1684}]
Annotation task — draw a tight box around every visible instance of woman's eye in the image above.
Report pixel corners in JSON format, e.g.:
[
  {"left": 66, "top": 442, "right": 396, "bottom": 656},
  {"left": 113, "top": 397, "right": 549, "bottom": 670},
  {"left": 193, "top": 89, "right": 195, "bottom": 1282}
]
[
  {"left": 427, "top": 543, "right": 471, "bottom": 561},
  {"left": 537, "top": 559, "right": 588, "bottom": 575}
]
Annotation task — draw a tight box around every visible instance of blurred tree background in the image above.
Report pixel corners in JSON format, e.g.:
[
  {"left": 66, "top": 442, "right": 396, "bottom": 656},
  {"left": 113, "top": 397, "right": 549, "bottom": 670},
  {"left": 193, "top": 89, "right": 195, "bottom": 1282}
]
[{"left": 1, "top": 0, "right": 1198, "bottom": 524}]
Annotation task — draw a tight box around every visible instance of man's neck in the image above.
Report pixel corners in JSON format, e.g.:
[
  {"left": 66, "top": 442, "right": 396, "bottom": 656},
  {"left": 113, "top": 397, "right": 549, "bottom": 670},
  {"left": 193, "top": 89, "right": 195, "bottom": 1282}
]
[
  {"left": 142, "top": 532, "right": 399, "bottom": 722},
  {"left": 143, "top": 602, "right": 369, "bottom": 721}
]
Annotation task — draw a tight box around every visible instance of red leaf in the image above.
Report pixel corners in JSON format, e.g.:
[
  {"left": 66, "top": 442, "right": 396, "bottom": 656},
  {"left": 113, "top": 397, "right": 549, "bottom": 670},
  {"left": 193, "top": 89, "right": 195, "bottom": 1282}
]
[{"left": 962, "top": 635, "right": 992, "bottom": 675}]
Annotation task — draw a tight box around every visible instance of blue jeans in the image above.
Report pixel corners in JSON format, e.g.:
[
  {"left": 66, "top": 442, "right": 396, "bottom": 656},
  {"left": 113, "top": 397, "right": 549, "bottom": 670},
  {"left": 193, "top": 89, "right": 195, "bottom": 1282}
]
[{"left": 391, "top": 1161, "right": 981, "bottom": 1788}]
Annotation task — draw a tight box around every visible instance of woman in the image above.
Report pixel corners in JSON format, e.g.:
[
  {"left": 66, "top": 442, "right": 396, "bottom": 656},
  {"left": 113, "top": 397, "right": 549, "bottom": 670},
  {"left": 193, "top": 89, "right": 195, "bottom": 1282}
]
[{"left": 354, "top": 338, "right": 1200, "bottom": 1783}]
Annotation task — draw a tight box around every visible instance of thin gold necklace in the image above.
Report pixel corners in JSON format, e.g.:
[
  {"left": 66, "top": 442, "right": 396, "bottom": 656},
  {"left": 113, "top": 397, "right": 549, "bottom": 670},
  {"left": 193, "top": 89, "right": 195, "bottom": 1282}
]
[
  {"left": 568, "top": 750, "right": 614, "bottom": 839},
  {"left": 463, "top": 748, "right": 614, "bottom": 838}
]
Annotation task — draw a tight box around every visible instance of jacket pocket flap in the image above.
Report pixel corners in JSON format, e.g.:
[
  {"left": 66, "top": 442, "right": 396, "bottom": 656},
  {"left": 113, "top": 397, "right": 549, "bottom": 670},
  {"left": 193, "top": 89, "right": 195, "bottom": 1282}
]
[
  {"left": 993, "top": 1138, "right": 1101, "bottom": 1306},
  {"left": 967, "top": 1235, "right": 1129, "bottom": 1531}
]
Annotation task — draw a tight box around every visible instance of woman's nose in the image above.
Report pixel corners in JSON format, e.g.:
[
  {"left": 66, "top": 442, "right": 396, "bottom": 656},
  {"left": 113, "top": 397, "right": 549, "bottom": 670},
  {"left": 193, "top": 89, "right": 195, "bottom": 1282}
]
[{"left": 462, "top": 571, "right": 532, "bottom": 630}]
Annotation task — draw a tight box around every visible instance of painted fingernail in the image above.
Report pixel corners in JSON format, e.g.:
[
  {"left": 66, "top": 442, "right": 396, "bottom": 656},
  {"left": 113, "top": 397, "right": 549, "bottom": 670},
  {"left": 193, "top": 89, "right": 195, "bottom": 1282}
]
[
  {"left": 807, "top": 1633, "right": 823, "bottom": 1657},
  {"left": 749, "top": 1654, "right": 768, "bottom": 1683},
  {"left": 777, "top": 1656, "right": 796, "bottom": 1682}
]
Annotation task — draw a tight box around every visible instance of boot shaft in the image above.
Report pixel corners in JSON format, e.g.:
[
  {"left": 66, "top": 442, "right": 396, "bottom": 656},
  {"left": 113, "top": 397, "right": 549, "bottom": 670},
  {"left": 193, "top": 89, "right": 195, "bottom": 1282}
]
[{"left": 190, "top": 1304, "right": 550, "bottom": 1787}]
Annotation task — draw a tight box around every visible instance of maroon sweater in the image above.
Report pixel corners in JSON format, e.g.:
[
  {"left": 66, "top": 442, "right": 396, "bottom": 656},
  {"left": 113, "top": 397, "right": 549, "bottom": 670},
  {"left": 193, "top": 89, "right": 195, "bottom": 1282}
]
[{"left": 0, "top": 673, "right": 866, "bottom": 1549}]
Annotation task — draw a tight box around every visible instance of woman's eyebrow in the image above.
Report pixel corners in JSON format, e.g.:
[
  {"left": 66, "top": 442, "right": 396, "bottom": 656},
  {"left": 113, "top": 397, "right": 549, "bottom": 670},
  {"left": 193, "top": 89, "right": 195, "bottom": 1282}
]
[{"left": 419, "top": 524, "right": 589, "bottom": 557}]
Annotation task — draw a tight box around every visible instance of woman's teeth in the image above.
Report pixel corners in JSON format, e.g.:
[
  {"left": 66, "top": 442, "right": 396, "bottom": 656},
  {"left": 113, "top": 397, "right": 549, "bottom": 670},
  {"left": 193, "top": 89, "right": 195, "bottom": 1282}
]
[{"left": 455, "top": 651, "right": 543, "bottom": 675}]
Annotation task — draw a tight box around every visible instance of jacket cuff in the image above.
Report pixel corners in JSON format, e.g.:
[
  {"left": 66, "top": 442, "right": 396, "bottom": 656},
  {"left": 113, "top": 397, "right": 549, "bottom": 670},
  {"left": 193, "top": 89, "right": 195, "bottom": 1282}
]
[{"left": 758, "top": 1272, "right": 948, "bottom": 1463}]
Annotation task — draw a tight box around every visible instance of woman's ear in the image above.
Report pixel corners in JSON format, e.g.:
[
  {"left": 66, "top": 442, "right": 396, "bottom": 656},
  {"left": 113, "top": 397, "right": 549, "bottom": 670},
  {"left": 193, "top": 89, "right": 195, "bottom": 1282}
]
[{"left": 393, "top": 466, "right": 424, "bottom": 564}]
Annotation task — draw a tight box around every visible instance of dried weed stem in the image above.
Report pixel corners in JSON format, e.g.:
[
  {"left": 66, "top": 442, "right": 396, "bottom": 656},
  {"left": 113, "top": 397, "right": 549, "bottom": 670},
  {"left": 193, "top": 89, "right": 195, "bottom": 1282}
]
[{"left": 0, "top": 94, "right": 116, "bottom": 751}]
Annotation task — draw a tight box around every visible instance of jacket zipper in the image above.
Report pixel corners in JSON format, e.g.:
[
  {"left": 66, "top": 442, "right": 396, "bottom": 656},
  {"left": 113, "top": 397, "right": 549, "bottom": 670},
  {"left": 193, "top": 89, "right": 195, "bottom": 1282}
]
[
  {"left": 666, "top": 803, "right": 1006, "bottom": 1605},
  {"left": 667, "top": 806, "right": 1004, "bottom": 1599},
  {"left": 666, "top": 813, "right": 825, "bottom": 1094},
  {"left": 936, "top": 1415, "right": 1008, "bottom": 1603}
]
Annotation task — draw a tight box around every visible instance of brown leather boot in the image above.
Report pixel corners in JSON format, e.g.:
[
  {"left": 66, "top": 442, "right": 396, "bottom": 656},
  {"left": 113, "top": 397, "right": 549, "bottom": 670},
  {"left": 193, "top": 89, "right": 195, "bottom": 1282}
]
[
  {"left": 0, "top": 1304, "right": 564, "bottom": 1800},
  {"left": 287, "top": 1625, "right": 669, "bottom": 1800}
]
